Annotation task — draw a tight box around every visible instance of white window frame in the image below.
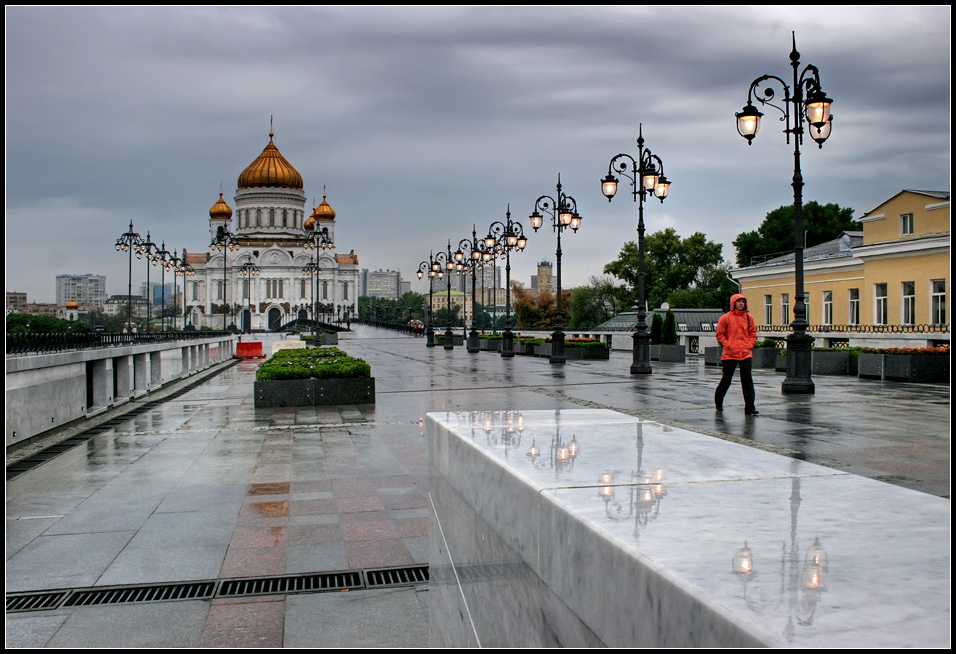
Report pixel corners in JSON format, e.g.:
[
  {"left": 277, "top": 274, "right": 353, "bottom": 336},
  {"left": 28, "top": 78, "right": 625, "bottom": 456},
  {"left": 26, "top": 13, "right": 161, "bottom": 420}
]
[
  {"left": 822, "top": 291, "right": 833, "bottom": 325},
  {"left": 901, "top": 281, "right": 915, "bottom": 325},
  {"left": 874, "top": 283, "right": 888, "bottom": 325},
  {"left": 848, "top": 288, "right": 860, "bottom": 325},
  {"left": 930, "top": 279, "right": 946, "bottom": 325},
  {"left": 780, "top": 293, "right": 790, "bottom": 326},
  {"left": 764, "top": 295, "right": 772, "bottom": 325},
  {"left": 900, "top": 213, "right": 914, "bottom": 236}
]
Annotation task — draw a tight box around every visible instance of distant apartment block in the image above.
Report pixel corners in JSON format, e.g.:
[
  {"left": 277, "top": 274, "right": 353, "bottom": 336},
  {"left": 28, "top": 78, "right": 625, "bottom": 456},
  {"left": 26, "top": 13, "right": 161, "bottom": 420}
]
[{"left": 56, "top": 274, "right": 107, "bottom": 308}]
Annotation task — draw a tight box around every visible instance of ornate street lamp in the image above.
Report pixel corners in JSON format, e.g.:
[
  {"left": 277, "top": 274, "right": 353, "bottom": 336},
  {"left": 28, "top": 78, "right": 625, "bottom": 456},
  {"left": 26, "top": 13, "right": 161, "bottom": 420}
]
[
  {"left": 485, "top": 207, "right": 528, "bottom": 357},
  {"left": 417, "top": 257, "right": 437, "bottom": 347},
  {"left": 601, "top": 124, "right": 671, "bottom": 375},
  {"left": 302, "top": 256, "right": 320, "bottom": 338},
  {"left": 152, "top": 241, "right": 172, "bottom": 332},
  {"left": 170, "top": 250, "right": 193, "bottom": 331},
  {"left": 440, "top": 244, "right": 455, "bottom": 350},
  {"left": 238, "top": 260, "right": 260, "bottom": 333},
  {"left": 529, "top": 174, "right": 582, "bottom": 365},
  {"left": 736, "top": 31, "right": 833, "bottom": 395},
  {"left": 210, "top": 225, "right": 239, "bottom": 331},
  {"left": 455, "top": 227, "right": 484, "bottom": 353},
  {"left": 114, "top": 220, "right": 142, "bottom": 333},
  {"left": 134, "top": 231, "right": 158, "bottom": 332}
]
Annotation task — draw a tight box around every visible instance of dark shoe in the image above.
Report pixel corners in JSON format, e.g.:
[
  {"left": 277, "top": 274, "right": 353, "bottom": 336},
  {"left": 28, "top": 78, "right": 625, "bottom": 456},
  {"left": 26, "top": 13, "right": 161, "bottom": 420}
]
[
  {"left": 715, "top": 405, "right": 723, "bottom": 412},
  {"left": 745, "top": 409, "right": 760, "bottom": 416}
]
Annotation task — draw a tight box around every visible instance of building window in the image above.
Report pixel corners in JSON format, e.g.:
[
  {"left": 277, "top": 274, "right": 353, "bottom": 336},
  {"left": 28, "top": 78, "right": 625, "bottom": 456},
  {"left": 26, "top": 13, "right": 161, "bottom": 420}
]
[
  {"left": 342, "top": 282, "right": 349, "bottom": 301},
  {"left": 266, "top": 279, "right": 284, "bottom": 299},
  {"left": 848, "top": 288, "right": 860, "bottom": 325},
  {"left": 322, "top": 280, "right": 329, "bottom": 300},
  {"left": 780, "top": 293, "right": 790, "bottom": 326},
  {"left": 764, "top": 295, "right": 772, "bottom": 325},
  {"left": 216, "top": 280, "right": 224, "bottom": 301},
  {"left": 931, "top": 280, "right": 946, "bottom": 325},
  {"left": 901, "top": 281, "right": 915, "bottom": 325},
  {"left": 874, "top": 283, "right": 888, "bottom": 325},
  {"left": 900, "top": 213, "right": 914, "bottom": 236},
  {"left": 191, "top": 282, "right": 200, "bottom": 302},
  {"left": 822, "top": 291, "right": 833, "bottom": 325},
  {"left": 300, "top": 279, "right": 307, "bottom": 299}
]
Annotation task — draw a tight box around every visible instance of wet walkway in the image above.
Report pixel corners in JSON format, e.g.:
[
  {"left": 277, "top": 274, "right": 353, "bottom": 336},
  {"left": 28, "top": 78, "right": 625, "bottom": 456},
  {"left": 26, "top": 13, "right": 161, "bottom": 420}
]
[{"left": 5, "top": 326, "right": 950, "bottom": 647}]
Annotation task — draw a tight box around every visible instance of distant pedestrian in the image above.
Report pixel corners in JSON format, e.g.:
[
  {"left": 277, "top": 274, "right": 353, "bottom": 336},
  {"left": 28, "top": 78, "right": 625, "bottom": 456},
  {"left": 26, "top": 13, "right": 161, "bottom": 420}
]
[{"left": 715, "top": 293, "right": 759, "bottom": 415}]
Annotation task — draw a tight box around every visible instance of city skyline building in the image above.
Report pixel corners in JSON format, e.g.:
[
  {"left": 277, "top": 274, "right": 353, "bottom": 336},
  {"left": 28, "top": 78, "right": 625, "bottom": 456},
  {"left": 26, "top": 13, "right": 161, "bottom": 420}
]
[{"left": 56, "top": 273, "right": 107, "bottom": 309}]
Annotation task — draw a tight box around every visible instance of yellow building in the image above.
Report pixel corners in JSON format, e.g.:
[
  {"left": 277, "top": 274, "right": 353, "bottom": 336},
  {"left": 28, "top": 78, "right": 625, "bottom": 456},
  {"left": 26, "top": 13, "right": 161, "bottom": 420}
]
[
  {"left": 733, "top": 190, "right": 949, "bottom": 348},
  {"left": 429, "top": 289, "right": 474, "bottom": 322}
]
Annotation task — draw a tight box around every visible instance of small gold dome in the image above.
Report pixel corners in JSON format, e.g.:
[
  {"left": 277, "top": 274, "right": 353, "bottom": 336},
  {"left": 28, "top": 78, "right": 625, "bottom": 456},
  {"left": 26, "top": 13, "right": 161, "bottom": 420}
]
[
  {"left": 237, "top": 132, "right": 304, "bottom": 190},
  {"left": 65, "top": 299, "right": 79, "bottom": 309},
  {"left": 209, "top": 192, "right": 233, "bottom": 220},
  {"left": 314, "top": 194, "right": 336, "bottom": 221}
]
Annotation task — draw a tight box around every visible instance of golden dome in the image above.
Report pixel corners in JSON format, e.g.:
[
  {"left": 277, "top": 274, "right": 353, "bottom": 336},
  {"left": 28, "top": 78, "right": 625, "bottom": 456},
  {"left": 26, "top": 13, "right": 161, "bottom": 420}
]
[
  {"left": 209, "top": 192, "right": 233, "bottom": 220},
  {"left": 237, "top": 132, "right": 304, "bottom": 190},
  {"left": 65, "top": 299, "right": 79, "bottom": 309},
  {"left": 314, "top": 193, "right": 336, "bottom": 221}
]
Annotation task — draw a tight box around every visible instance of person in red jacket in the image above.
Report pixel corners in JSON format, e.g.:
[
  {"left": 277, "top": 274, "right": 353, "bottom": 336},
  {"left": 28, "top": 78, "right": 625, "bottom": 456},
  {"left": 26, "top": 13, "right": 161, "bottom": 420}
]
[{"left": 715, "top": 293, "right": 759, "bottom": 415}]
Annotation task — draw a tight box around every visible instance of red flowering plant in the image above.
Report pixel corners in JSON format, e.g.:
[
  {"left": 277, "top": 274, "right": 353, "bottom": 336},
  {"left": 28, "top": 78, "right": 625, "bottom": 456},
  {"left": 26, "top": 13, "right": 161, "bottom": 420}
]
[{"left": 859, "top": 346, "right": 949, "bottom": 355}]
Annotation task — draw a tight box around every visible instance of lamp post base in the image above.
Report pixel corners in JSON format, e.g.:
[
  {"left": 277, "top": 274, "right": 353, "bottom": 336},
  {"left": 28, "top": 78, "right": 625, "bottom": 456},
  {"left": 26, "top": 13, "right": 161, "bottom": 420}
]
[
  {"left": 501, "top": 328, "right": 515, "bottom": 358},
  {"left": 467, "top": 328, "right": 479, "bottom": 353},
  {"left": 631, "top": 331, "right": 652, "bottom": 375},
  {"left": 444, "top": 329, "right": 454, "bottom": 350},
  {"left": 782, "top": 331, "right": 815, "bottom": 394},
  {"left": 550, "top": 329, "right": 566, "bottom": 365},
  {"left": 426, "top": 328, "right": 435, "bottom": 348}
]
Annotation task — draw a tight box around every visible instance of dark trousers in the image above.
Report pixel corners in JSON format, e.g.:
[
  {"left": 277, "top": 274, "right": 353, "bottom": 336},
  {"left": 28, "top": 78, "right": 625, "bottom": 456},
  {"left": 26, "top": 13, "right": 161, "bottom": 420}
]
[{"left": 715, "top": 358, "right": 755, "bottom": 411}]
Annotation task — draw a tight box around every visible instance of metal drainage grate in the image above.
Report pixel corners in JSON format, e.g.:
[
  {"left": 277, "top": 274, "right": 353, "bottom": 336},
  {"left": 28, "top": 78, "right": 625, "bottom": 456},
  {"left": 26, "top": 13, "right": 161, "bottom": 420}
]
[
  {"left": 366, "top": 565, "right": 430, "bottom": 587},
  {"left": 6, "top": 591, "right": 69, "bottom": 613},
  {"left": 218, "top": 571, "right": 363, "bottom": 598},
  {"left": 63, "top": 581, "right": 216, "bottom": 607}
]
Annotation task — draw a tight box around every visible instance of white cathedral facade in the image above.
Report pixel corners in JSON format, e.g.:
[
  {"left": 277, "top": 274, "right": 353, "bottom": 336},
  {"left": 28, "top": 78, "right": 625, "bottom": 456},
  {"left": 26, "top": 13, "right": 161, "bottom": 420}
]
[{"left": 183, "top": 131, "right": 359, "bottom": 332}]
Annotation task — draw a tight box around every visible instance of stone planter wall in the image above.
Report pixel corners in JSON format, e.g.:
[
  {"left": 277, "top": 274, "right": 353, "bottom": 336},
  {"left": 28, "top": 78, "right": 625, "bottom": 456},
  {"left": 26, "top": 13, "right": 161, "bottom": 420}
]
[
  {"left": 858, "top": 353, "right": 949, "bottom": 383},
  {"left": 650, "top": 344, "right": 685, "bottom": 363},
  {"left": 534, "top": 343, "right": 552, "bottom": 357},
  {"left": 704, "top": 346, "right": 722, "bottom": 366},
  {"left": 254, "top": 377, "right": 375, "bottom": 407},
  {"left": 751, "top": 348, "right": 779, "bottom": 369},
  {"left": 564, "top": 346, "right": 610, "bottom": 360},
  {"left": 319, "top": 333, "right": 338, "bottom": 346},
  {"left": 812, "top": 350, "right": 857, "bottom": 376}
]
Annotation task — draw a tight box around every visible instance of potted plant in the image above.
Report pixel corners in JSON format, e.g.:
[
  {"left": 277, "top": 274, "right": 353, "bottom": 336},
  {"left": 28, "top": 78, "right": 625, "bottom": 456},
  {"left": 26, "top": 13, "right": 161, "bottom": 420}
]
[
  {"left": 751, "top": 339, "right": 780, "bottom": 368},
  {"left": 254, "top": 347, "right": 375, "bottom": 407},
  {"left": 651, "top": 310, "right": 685, "bottom": 362},
  {"left": 563, "top": 337, "right": 610, "bottom": 360}
]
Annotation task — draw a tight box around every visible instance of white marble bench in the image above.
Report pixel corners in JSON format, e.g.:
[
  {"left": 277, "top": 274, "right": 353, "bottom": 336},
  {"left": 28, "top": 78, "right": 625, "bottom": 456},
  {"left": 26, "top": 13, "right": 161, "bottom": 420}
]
[{"left": 427, "top": 409, "right": 950, "bottom": 648}]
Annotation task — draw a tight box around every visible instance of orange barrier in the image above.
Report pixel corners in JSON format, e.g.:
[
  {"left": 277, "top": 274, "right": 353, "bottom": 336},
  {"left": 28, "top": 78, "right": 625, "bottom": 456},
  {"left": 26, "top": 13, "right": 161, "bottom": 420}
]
[{"left": 235, "top": 341, "right": 265, "bottom": 359}]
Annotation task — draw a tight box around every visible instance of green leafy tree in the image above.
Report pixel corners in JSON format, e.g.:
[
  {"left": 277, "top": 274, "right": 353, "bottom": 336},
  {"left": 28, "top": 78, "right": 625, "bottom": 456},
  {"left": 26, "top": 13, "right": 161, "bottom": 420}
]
[
  {"left": 5, "top": 312, "right": 92, "bottom": 334},
  {"left": 512, "top": 282, "right": 560, "bottom": 329},
  {"left": 604, "top": 228, "right": 727, "bottom": 309},
  {"left": 733, "top": 201, "right": 859, "bottom": 267},
  {"left": 568, "top": 276, "right": 629, "bottom": 329}
]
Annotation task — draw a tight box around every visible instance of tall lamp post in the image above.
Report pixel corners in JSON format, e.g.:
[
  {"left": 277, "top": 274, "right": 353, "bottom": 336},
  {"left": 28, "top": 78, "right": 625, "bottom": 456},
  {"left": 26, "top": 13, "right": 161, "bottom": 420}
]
[
  {"left": 529, "top": 175, "right": 582, "bottom": 365},
  {"left": 238, "top": 260, "right": 260, "bottom": 333},
  {"left": 485, "top": 208, "right": 528, "bottom": 358},
  {"left": 114, "top": 220, "right": 142, "bottom": 333},
  {"left": 153, "top": 241, "right": 172, "bottom": 332},
  {"left": 736, "top": 31, "right": 833, "bottom": 395},
  {"left": 417, "top": 257, "right": 436, "bottom": 347},
  {"left": 210, "top": 225, "right": 240, "bottom": 331},
  {"left": 601, "top": 124, "right": 672, "bottom": 375},
  {"left": 135, "top": 232, "right": 157, "bottom": 332},
  {"left": 455, "top": 228, "right": 484, "bottom": 353},
  {"left": 437, "top": 245, "right": 454, "bottom": 350},
  {"left": 302, "top": 256, "right": 320, "bottom": 338}
]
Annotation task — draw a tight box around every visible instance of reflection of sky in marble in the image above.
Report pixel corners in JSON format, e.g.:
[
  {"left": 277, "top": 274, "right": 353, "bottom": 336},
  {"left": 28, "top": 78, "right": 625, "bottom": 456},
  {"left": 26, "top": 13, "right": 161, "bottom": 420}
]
[{"left": 430, "top": 409, "right": 951, "bottom": 648}]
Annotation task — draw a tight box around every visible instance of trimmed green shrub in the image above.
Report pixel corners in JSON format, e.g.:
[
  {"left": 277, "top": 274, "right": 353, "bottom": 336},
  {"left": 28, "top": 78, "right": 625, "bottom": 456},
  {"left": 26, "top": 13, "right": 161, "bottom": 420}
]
[
  {"left": 650, "top": 313, "right": 664, "bottom": 345},
  {"left": 662, "top": 310, "right": 678, "bottom": 345},
  {"left": 256, "top": 347, "right": 371, "bottom": 381}
]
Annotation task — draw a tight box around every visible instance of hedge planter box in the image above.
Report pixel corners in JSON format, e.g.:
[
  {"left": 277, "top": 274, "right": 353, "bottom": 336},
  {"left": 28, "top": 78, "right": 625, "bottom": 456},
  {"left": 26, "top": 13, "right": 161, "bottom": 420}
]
[
  {"left": 255, "top": 377, "right": 375, "bottom": 407},
  {"left": 704, "top": 346, "right": 722, "bottom": 366},
  {"left": 435, "top": 335, "right": 464, "bottom": 346},
  {"left": 565, "top": 346, "right": 610, "bottom": 361},
  {"left": 859, "top": 353, "right": 949, "bottom": 383},
  {"left": 812, "top": 350, "right": 857, "bottom": 376},
  {"left": 485, "top": 340, "right": 501, "bottom": 352},
  {"left": 534, "top": 343, "right": 552, "bottom": 357},
  {"left": 751, "top": 348, "right": 779, "bottom": 369},
  {"left": 650, "top": 344, "right": 685, "bottom": 363},
  {"left": 320, "top": 332, "right": 339, "bottom": 346}
]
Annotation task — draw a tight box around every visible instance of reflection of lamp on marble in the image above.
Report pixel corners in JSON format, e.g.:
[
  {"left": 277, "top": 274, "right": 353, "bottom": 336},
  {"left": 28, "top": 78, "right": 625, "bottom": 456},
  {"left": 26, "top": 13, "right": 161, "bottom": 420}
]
[
  {"left": 733, "top": 541, "right": 756, "bottom": 576},
  {"left": 526, "top": 411, "right": 578, "bottom": 473},
  {"left": 597, "top": 422, "right": 666, "bottom": 528}
]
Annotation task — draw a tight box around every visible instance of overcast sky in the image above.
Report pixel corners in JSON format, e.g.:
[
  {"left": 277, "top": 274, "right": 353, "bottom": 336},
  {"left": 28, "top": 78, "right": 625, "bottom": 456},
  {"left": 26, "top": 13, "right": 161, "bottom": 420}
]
[{"left": 6, "top": 6, "right": 950, "bottom": 303}]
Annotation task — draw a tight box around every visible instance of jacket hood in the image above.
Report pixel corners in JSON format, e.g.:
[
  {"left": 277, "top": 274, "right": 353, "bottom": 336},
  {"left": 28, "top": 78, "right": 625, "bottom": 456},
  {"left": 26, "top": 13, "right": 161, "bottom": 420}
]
[{"left": 730, "top": 293, "right": 748, "bottom": 311}]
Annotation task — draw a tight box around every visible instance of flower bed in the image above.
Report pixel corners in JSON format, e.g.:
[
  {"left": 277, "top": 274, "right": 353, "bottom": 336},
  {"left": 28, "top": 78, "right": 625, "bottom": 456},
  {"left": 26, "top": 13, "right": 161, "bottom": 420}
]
[
  {"left": 254, "top": 347, "right": 374, "bottom": 407},
  {"left": 563, "top": 338, "right": 610, "bottom": 361}
]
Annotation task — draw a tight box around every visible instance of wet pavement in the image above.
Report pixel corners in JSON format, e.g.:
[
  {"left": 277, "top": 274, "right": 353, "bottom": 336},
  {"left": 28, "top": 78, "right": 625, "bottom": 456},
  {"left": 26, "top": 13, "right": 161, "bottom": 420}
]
[{"left": 5, "top": 325, "right": 950, "bottom": 647}]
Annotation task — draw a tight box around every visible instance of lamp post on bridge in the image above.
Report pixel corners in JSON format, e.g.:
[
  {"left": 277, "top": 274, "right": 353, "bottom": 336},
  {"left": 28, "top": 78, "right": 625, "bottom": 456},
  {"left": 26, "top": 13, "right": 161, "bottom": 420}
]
[
  {"left": 454, "top": 227, "right": 484, "bottom": 353},
  {"left": 238, "top": 260, "right": 260, "bottom": 334},
  {"left": 417, "top": 257, "right": 437, "bottom": 347},
  {"left": 210, "top": 225, "right": 239, "bottom": 331},
  {"left": 114, "top": 221, "right": 143, "bottom": 333}
]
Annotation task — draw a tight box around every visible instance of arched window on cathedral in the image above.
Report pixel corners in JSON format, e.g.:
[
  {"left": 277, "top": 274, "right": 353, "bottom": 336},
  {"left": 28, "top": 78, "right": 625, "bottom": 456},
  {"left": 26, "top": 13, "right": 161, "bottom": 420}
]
[
  {"left": 269, "top": 209, "right": 275, "bottom": 227},
  {"left": 322, "top": 280, "right": 329, "bottom": 300}
]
